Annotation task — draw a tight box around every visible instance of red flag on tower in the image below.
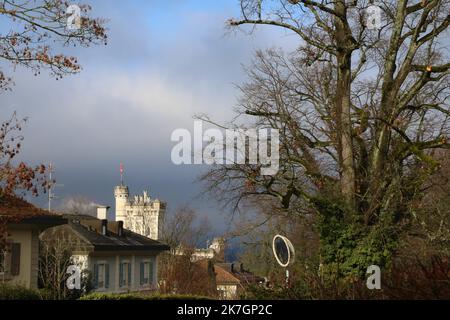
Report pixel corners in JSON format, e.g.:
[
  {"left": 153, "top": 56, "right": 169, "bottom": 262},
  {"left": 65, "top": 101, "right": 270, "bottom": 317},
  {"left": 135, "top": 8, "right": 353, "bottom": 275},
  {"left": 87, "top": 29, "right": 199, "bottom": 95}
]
[{"left": 120, "top": 162, "right": 124, "bottom": 185}]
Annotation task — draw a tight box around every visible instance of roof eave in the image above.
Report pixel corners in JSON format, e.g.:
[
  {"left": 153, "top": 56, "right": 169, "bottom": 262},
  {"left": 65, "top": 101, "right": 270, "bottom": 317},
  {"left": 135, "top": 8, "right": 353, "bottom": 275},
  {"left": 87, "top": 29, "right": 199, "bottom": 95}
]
[
  {"left": 5, "top": 215, "right": 67, "bottom": 228},
  {"left": 92, "top": 245, "right": 170, "bottom": 252}
]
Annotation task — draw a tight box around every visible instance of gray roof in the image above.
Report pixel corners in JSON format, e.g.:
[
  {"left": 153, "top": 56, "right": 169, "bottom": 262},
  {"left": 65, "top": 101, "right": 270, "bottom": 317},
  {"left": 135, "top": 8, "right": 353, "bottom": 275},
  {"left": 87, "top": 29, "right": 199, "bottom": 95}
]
[{"left": 42, "top": 216, "right": 170, "bottom": 252}]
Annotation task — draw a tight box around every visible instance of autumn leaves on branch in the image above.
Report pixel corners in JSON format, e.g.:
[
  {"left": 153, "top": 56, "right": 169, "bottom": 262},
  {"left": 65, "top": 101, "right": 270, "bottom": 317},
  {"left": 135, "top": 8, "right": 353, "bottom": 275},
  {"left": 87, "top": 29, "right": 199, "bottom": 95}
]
[{"left": 0, "top": 1, "right": 107, "bottom": 198}]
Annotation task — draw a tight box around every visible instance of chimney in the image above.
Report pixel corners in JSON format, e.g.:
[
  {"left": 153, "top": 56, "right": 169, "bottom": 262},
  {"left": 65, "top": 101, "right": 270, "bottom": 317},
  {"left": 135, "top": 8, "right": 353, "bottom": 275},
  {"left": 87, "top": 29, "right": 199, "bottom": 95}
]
[
  {"left": 97, "top": 206, "right": 110, "bottom": 220},
  {"left": 101, "top": 219, "right": 108, "bottom": 236},
  {"left": 118, "top": 221, "right": 124, "bottom": 237}
]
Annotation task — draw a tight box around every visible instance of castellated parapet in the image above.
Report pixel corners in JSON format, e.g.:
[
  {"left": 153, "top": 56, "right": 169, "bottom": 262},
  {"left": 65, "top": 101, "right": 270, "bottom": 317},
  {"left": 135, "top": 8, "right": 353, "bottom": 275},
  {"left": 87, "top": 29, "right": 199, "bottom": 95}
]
[{"left": 114, "top": 185, "right": 165, "bottom": 240}]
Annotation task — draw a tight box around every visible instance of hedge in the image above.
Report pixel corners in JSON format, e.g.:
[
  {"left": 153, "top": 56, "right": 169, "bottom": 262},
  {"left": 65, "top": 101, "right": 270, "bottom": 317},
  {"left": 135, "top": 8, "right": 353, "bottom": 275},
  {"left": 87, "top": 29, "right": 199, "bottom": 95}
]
[
  {"left": 0, "top": 283, "right": 42, "bottom": 300},
  {"left": 79, "top": 292, "right": 211, "bottom": 300}
]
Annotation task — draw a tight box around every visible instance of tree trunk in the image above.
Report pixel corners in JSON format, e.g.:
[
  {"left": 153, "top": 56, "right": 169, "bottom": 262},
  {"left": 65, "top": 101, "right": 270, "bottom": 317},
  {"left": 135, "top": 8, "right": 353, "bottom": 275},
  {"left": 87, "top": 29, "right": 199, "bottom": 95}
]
[{"left": 334, "top": 1, "right": 356, "bottom": 210}]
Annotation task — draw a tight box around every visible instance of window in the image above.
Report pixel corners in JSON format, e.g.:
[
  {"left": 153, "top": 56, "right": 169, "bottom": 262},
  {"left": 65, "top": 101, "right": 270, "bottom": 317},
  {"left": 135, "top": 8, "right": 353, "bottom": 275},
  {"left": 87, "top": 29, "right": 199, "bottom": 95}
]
[
  {"left": 94, "top": 262, "right": 109, "bottom": 289},
  {"left": 0, "top": 251, "right": 5, "bottom": 274},
  {"left": 0, "top": 242, "right": 15, "bottom": 276},
  {"left": 119, "top": 261, "right": 131, "bottom": 287},
  {"left": 217, "top": 288, "right": 226, "bottom": 299},
  {"left": 10, "top": 243, "right": 20, "bottom": 276},
  {"left": 98, "top": 264, "right": 105, "bottom": 288},
  {"left": 140, "top": 260, "right": 153, "bottom": 286}
]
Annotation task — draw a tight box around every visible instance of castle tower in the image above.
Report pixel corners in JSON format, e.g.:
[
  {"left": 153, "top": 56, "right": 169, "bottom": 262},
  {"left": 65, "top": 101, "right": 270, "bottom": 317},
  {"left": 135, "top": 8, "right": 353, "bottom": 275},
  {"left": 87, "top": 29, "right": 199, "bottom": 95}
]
[
  {"left": 210, "top": 238, "right": 226, "bottom": 261},
  {"left": 114, "top": 185, "right": 166, "bottom": 240},
  {"left": 114, "top": 185, "right": 129, "bottom": 222},
  {"left": 210, "top": 238, "right": 225, "bottom": 253},
  {"left": 113, "top": 163, "right": 166, "bottom": 240},
  {"left": 152, "top": 199, "right": 166, "bottom": 240}
]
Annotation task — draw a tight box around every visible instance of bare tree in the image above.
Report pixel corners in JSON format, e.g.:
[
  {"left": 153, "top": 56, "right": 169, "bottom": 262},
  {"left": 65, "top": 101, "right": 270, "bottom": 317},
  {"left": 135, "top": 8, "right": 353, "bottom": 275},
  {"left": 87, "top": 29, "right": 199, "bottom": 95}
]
[
  {"left": 200, "top": 0, "right": 449, "bottom": 275},
  {"left": 409, "top": 149, "right": 450, "bottom": 252},
  {"left": 158, "top": 206, "right": 216, "bottom": 296},
  {"left": 158, "top": 252, "right": 217, "bottom": 297},
  {"left": 38, "top": 237, "right": 77, "bottom": 300},
  {"left": 162, "top": 206, "right": 212, "bottom": 251},
  {"left": 39, "top": 226, "right": 92, "bottom": 300}
]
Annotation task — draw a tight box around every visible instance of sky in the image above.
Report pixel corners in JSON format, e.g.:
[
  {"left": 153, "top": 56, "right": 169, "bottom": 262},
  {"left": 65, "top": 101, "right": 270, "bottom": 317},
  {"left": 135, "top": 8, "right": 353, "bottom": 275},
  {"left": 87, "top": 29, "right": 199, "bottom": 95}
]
[{"left": 0, "top": 0, "right": 299, "bottom": 237}]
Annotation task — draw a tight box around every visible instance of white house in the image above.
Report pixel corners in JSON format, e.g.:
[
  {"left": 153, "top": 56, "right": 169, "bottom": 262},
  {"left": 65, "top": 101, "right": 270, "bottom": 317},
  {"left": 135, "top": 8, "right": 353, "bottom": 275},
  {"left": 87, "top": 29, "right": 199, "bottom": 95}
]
[
  {"left": 0, "top": 195, "right": 65, "bottom": 289},
  {"left": 40, "top": 208, "right": 169, "bottom": 293}
]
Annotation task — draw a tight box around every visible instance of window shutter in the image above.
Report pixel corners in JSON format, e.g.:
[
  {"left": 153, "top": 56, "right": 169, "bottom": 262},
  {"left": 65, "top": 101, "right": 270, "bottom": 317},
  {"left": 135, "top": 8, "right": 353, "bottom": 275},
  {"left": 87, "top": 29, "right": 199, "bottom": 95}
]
[
  {"left": 149, "top": 261, "right": 154, "bottom": 285},
  {"left": 127, "top": 263, "right": 132, "bottom": 286},
  {"left": 139, "top": 262, "right": 144, "bottom": 285},
  {"left": 0, "top": 251, "right": 5, "bottom": 273},
  {"left": 93, "top": 264, "right": 98, "bottom": 289},
  {"left": 119, "top": 263, "right": 123, "bottom": 287},
  {"left": 105, "top": 264, "right": 110, "bottom": 288},
  {"left": 11, "top": 243, "right": 21, "bottom": 276}
]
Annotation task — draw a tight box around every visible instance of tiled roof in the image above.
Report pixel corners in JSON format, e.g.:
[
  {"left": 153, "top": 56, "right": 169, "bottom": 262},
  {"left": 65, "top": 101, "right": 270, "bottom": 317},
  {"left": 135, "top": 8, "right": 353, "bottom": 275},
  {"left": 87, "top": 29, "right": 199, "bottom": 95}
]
[
  {"left": 0, "top": 194, "right": 63, "bottom": 224},
  {"left": 215, "top": 265, "right": 241, "bottom": 285},
  {"left": 195, "top": 260, "right": 265, "bottom": 286},
  {"left": 215, "top": 263, "right": 265, "bottom": 285}
]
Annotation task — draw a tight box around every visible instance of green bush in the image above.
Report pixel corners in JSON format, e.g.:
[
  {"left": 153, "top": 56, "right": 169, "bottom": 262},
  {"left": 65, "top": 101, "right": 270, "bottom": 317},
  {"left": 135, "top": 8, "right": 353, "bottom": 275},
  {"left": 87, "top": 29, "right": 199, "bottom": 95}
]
[
  {"left": 0, "top": 283, "right": 42, "bottom": 300},
  {"left": 312, "top": 196, "right": 398, "bottom": 279},
  {"left": 79, "top": 292, "right": 212, "bottom": 300},
  {"left": 241, "top": 283, "right": 312, "bottom": 300}
]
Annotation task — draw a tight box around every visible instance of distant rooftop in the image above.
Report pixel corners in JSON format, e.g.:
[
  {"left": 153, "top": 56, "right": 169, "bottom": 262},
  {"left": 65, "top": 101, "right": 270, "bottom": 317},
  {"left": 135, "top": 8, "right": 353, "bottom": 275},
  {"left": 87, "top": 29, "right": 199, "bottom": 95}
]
[{"left": 215, "top": 263, "right": 265, "bottom": 286}]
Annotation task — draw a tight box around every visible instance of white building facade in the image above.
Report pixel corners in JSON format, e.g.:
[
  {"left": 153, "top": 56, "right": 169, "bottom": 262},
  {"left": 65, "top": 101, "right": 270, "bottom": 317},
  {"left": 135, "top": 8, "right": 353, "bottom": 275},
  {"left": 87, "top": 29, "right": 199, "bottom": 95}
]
[{"left": 114, "top": 185, "right": 166, "bottom": 240}]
